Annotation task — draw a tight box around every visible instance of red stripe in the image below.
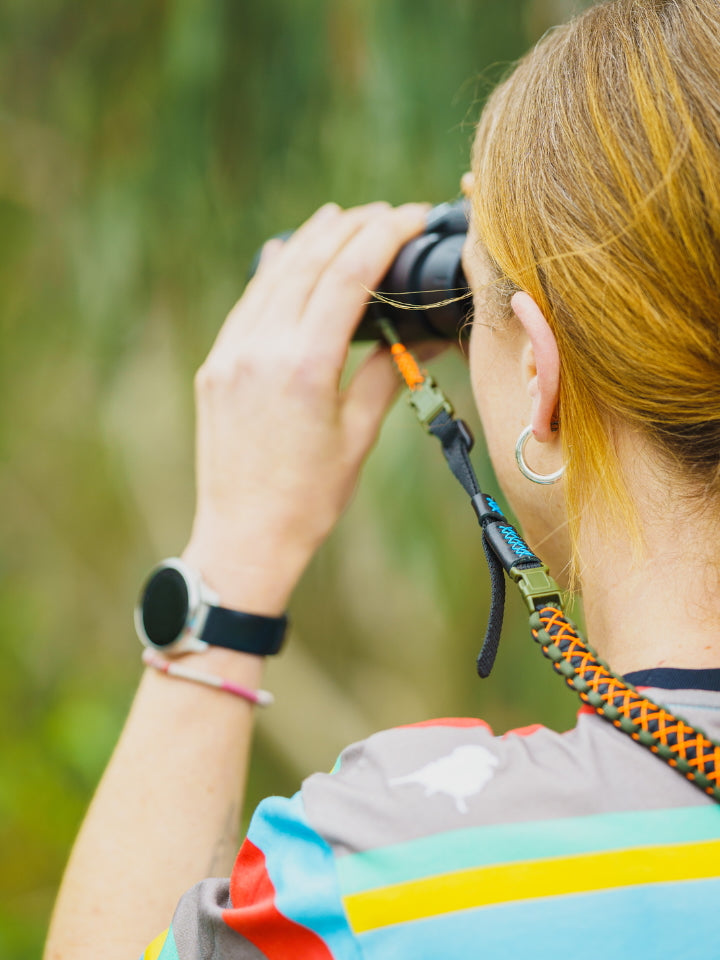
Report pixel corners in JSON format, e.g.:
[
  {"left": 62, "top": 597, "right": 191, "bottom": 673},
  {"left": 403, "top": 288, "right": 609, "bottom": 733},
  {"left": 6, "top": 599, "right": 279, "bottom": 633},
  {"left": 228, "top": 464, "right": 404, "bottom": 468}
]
[
  {"left": 502, "top": 723, "right": 544, "bottom": 738},
  {"left": 224, "top": 838, "right": 334, "bottom": 960},
  {"left": 398, "top": 717, "right": 494, "bottom": 732}
]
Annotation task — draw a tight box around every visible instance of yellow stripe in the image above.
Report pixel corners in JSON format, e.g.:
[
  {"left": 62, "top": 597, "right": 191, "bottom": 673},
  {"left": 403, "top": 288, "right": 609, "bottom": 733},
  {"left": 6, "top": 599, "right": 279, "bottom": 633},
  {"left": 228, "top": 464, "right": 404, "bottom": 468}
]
[
  {"left": 142, "top": 928, "right": 170, "bottom": 960},
  {"left": 343, "top": 839, "right": 720, "bottom": 934}
]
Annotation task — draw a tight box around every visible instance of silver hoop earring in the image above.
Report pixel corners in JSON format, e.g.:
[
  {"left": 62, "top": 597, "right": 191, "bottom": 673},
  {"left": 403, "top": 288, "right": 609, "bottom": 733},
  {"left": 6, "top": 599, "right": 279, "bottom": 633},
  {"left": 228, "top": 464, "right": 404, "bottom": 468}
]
[{"left": 515, "top": 425, "right": 565, "bottom": 485}]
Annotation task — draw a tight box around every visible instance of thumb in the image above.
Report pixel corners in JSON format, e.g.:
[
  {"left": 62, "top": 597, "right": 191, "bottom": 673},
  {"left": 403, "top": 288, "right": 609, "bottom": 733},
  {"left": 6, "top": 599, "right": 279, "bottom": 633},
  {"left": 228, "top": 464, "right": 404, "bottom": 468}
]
[{"left": 342, "top": 345, "right": 401, "bottom": 457}]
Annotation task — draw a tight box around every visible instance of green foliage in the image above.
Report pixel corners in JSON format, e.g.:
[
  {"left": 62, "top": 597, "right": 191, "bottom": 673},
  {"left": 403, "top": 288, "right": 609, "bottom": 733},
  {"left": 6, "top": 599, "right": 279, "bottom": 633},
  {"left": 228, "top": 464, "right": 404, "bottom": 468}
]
[{"left": 0, "top": 1, "right": 590, "bottom": 955}]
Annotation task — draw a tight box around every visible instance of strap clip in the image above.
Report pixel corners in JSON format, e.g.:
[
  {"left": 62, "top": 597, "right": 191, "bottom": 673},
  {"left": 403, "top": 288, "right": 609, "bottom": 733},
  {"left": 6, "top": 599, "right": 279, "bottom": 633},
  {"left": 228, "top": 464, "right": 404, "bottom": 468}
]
[
  {"left": 509, "top": 564, "right": 562, "bottom": 613},
  {"left": 407, "top": 374, "right": 455, "bottom": 430}
]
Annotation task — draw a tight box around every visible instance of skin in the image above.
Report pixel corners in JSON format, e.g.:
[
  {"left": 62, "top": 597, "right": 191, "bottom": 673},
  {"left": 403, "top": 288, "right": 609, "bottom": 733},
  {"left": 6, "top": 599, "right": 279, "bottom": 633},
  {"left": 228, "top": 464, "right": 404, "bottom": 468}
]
[{"left": 44, "top": 181, "right": 720, "bottom": 959}]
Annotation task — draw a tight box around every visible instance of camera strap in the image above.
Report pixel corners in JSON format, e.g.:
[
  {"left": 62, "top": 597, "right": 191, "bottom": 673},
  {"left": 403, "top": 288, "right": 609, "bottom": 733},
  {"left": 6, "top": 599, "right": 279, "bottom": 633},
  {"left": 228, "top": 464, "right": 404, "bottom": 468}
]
[{"left": 379, "top": 320, "right": 720, "bottom": 803}]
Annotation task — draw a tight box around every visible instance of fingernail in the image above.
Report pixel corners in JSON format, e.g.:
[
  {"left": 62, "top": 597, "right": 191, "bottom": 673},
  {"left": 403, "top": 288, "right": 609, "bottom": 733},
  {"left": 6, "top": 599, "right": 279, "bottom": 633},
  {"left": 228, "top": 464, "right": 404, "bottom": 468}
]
[{"left": 315, "top": 202, "right": 340, "bottom": 220}]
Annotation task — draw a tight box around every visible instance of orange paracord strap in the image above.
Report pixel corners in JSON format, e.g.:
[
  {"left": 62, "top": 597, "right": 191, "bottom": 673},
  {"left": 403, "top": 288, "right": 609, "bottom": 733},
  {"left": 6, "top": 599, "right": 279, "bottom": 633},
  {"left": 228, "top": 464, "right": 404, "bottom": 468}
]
[
  {"left": 390, "top": 342, "right": 425, "bottom": 390},
  {"left": 531, "top": 605, "right": 720, "bottom": 801}
]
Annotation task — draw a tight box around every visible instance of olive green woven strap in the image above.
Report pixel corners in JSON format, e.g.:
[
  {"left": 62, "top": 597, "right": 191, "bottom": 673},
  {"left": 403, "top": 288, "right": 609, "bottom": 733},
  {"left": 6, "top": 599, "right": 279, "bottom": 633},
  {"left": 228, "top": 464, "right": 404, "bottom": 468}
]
[{"left": 530, "top": 602, "right": 720, "bottom": 803}]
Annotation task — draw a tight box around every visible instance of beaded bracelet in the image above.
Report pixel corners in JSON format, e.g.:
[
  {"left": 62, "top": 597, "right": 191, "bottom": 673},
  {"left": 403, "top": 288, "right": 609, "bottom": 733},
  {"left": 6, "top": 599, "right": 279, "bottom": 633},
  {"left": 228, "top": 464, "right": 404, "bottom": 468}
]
[{"left": 142, "top": 648, "right": 274, "bottom": 707}]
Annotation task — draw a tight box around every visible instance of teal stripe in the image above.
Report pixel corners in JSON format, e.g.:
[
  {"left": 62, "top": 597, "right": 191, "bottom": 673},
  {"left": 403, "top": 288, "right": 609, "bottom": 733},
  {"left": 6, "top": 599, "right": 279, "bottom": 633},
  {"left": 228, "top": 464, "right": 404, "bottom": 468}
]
[
  {"left": 156, "top": 927, "right": 180, "bottom": 960},
  {"left": 337, "top": 805, "right": 720, "bottom": 894},
  {"left": 249, "top": 793, "right": 362, "bottom": 958}
]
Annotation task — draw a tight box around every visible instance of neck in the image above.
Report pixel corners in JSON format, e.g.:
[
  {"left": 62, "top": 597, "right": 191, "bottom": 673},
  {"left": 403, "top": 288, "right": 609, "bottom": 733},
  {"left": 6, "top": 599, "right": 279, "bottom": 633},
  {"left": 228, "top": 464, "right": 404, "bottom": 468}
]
[{"left": 575, "top": 440, "right": 720, "bottom": 677}]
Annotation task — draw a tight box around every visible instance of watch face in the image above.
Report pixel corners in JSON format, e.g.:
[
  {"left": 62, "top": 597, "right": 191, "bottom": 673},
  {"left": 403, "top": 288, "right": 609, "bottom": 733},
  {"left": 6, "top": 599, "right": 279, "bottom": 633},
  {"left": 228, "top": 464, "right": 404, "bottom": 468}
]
[{"left": 141, "top": 566, "right": 190, "bottom": 646}]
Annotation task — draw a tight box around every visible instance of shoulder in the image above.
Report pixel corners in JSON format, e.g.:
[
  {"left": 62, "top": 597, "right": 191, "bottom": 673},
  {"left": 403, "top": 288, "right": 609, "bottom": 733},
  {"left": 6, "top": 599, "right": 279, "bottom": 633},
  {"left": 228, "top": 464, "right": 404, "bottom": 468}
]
[
  {"left": 300, "top": 710, "right": 617, "bottom": 850},
  {"left": 301, "top": 701, "right": 719, "bottom": 853}
]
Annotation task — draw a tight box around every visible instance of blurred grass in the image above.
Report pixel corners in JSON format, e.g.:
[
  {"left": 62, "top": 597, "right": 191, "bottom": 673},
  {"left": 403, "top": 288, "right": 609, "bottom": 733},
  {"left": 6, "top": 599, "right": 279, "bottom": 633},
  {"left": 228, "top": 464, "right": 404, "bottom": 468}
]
[{"left": 0, "top": 0, "right": 590, "bottom": 956}]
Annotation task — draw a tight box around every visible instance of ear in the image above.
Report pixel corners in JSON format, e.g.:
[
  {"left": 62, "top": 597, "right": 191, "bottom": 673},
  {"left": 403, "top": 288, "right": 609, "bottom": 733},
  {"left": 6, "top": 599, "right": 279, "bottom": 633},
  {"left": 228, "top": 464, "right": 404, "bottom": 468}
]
[{"left": 510, "top": 291, "right": 560, "bottom": 443}]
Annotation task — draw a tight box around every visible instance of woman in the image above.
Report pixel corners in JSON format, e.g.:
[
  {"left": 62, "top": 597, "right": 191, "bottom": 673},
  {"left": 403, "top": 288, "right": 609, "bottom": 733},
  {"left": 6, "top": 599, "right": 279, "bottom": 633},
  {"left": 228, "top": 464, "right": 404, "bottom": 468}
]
[{"left": 44, "top": 2, "right": 720, "bottom": 958}]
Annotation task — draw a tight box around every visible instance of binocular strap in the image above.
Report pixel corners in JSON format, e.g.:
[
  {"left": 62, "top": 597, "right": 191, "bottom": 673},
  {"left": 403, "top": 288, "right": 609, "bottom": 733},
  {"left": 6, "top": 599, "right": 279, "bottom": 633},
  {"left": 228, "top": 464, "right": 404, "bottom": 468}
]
[{"left": 381, "top": 322, "right": 720, "bottom": 804}]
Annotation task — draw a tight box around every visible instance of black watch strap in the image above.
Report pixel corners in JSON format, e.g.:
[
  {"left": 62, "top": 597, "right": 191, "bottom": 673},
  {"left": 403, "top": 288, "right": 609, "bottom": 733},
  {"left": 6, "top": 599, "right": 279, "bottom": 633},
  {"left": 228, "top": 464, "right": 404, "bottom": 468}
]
[{"left": 202, "top": 606, "right": 287, "bottom": 656}]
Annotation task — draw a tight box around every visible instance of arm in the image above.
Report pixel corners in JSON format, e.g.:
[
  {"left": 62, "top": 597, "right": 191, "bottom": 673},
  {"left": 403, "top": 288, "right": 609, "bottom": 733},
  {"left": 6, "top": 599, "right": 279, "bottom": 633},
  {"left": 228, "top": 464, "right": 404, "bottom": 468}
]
[{"left": 44, "top": 201, "right": 428, "bottom": 960}]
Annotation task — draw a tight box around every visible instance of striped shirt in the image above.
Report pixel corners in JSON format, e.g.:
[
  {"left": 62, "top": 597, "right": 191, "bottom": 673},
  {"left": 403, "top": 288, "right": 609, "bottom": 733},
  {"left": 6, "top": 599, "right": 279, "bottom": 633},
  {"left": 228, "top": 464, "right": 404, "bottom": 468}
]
[{"left": 143, "top": 669, "right": 720, "bottom": 960}]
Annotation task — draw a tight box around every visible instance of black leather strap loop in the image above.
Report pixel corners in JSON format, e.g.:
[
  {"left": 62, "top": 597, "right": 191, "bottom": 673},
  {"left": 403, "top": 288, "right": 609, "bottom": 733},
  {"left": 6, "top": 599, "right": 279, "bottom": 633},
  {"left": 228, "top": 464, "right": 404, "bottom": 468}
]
[{"left": 482, "top": 520, "right": 542, "bottom": 574}]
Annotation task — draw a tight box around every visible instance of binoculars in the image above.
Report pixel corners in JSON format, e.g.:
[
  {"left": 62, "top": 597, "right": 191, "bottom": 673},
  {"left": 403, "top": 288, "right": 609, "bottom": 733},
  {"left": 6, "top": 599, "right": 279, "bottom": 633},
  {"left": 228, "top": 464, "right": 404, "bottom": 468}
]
[{"left": 252, "top": 199, "right": 470, "bottom": 342}]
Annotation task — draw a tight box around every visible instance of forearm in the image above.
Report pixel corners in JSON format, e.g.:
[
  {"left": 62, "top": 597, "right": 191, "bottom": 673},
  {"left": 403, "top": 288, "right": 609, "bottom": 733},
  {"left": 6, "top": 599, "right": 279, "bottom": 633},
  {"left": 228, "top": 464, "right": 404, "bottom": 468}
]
[
  {"left": 44, "top": 202, "right": 426, "bottom": 960},
  {"left": 44, "top": 649, "right": 264, "bottom": 960}
]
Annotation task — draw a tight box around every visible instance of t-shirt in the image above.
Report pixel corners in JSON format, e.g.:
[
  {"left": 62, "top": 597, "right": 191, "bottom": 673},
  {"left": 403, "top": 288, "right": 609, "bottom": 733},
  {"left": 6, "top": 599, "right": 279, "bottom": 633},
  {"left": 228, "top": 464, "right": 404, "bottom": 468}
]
[{"left": 142, "top": 669, "right": 720, "bottom": 960}]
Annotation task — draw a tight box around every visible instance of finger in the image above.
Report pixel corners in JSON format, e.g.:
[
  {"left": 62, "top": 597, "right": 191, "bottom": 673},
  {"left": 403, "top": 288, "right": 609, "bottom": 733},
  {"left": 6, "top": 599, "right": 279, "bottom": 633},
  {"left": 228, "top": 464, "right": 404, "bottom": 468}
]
[
  {"left": 256, "top": 237, "right": 285, "bottom": 271},
  {"left": 225, "top": 203, "right": 342, "bottom": 324},
  {"left": 219, "top": 202, "right": 392, "bottom": 353},
  {"left": 341, "top": 345, "right": 401, "bottom": 458},
  {"left": 302, "top": 203, "right": 429, "bottom": 367},
  {"left": 263, "top": 201, "right": 392, "bottom": 324},
  {"left": 204, "top": 206, "right": 348, "bottom": 361}
]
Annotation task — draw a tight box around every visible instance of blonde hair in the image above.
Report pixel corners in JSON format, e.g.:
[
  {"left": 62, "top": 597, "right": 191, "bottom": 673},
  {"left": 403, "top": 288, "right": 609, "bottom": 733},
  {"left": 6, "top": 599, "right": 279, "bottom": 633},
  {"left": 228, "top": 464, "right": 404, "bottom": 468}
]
[{"left": 471, "top": 0, "right": 720, "bottom": 550}]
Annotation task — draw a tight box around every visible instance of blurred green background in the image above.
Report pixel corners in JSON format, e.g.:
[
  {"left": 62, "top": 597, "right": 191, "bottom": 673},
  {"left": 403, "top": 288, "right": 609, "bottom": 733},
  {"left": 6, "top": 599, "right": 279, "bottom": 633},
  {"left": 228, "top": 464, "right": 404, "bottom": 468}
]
[{"left": 1, "top": 0, "right": 590, "bottom": 955}]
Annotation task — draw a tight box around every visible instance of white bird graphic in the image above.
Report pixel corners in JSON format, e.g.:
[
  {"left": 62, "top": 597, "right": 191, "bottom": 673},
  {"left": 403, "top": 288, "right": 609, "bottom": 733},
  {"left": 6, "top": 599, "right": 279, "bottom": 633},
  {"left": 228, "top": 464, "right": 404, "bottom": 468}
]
[{"left": 390, "top": 744, "right": 499, "bottom": 814}]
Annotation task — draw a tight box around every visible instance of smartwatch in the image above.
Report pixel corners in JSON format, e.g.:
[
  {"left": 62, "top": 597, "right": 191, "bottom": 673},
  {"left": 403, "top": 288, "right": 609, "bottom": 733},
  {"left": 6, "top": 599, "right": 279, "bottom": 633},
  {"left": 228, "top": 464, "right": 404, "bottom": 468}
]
[{"left": 135, "top": 558, "right": 287, "bottom": 657}]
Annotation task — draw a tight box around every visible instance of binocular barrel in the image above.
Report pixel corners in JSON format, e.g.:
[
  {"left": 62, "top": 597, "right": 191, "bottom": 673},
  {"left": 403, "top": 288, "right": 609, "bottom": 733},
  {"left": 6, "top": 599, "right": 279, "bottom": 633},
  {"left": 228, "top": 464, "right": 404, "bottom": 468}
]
[{"left": 251, "top": 200, "right": 470, "bottom": 342}]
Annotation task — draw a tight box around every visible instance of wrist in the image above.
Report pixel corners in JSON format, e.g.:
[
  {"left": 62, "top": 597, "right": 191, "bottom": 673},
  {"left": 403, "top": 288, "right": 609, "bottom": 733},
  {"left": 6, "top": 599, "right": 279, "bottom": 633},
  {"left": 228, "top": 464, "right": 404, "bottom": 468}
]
[
  {"left": 181, "top": 539, "right": 306, "bottom": 617},
  {"left": 142, "top": 645, "right": 268, "bottom": 690}
]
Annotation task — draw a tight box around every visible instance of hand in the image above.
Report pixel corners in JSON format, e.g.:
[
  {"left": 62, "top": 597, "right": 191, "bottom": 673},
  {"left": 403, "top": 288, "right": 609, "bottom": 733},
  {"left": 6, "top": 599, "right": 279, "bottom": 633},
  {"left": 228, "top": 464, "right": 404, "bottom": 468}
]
[{"left": 183, "top": 201, "right": 430, "bottom": 614}]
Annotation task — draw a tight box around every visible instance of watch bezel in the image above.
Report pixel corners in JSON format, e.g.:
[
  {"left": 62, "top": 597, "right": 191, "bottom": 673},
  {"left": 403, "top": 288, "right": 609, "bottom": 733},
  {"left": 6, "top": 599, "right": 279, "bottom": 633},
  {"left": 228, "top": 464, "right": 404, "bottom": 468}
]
[{"left": 135, "top": 558, "right": 217, "bottom": 655}]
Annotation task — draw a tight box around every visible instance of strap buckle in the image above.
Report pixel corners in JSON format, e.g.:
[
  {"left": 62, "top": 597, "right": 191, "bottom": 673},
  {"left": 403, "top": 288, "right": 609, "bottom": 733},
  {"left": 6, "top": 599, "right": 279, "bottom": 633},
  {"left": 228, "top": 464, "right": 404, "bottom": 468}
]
[
  {"left": 408, "top": 374, "right": 455, "bottom": 429},
  {"left": 509, "top": 564, "right": 562, "bottom": 613}
]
